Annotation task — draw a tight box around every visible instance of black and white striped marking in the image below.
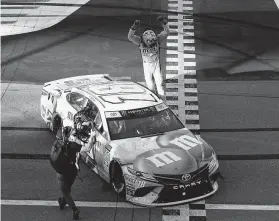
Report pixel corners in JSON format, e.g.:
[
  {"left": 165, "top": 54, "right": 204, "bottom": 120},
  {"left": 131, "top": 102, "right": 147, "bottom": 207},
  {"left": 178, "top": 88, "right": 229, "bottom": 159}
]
[
  {"left": 162, "top": 200, "right": 206, "bottom": 221},
  {"left": 164, "top": 0, "right": 206, "bottom": 220},
  {"left": 165, "top": 0, "right": 200, "bottom": 134}
]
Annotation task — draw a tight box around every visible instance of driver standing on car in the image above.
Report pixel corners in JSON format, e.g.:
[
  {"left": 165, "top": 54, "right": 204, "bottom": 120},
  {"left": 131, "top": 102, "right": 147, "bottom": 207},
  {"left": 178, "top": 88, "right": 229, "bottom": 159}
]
[{"left": 128, "top": 16, "right": 170, "bottom": 101}]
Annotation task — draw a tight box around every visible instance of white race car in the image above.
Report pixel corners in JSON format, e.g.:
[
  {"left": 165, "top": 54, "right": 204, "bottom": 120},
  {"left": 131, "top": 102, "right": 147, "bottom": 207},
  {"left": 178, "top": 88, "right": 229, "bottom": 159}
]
[{"left": 40, "top": 74, "right": 220, "bottom": 206}]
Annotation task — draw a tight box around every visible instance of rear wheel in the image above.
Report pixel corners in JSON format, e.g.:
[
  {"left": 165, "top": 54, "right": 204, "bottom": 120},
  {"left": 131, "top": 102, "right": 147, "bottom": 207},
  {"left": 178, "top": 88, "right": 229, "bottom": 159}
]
[{"left": 110, "top": 163, "right": 126, "bottom": 196}]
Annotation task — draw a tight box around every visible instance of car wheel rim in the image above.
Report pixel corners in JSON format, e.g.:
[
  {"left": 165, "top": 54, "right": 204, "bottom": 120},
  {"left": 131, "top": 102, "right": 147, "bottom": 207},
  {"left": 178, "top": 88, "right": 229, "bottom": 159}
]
[{"left": 112, "top": 182, "right": 125, "bottom": 193}]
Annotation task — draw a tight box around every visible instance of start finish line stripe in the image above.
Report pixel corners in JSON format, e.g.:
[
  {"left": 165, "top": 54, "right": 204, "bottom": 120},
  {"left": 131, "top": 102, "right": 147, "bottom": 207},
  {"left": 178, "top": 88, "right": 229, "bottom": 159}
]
[
  {"left": 2, "top": 200, "right": 279, "bottom": 211},
  {"left": 206, "top": 204, "right": 279, "bottom": 211},
  {"left": 1, "top": 200, "right": 140, "bottom": 208}
]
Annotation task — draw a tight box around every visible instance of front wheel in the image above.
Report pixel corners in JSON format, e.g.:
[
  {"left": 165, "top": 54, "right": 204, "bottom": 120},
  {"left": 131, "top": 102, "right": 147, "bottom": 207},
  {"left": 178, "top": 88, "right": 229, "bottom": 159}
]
[{"left": 111, "top": 163, "right": 126, "bottom": 196}]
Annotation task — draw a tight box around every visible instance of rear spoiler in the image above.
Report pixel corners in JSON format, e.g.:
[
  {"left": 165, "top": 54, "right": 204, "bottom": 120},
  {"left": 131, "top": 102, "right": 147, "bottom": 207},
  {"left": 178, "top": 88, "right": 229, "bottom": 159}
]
[
  {"left": 43, "top": 74, "right": 110, "bottom": 87},
  {"left": 105, "top": 76, "right": 132, "bottom": 81},
  {"left": 43, "top": 74, "right": 132, "bottom": 92}
]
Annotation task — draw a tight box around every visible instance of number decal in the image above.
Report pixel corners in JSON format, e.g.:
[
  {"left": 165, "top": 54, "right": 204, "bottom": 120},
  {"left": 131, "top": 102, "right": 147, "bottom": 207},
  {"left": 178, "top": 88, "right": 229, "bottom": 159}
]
[
  {"left": 146, "top": 151, "right": 182, "bottom": 167},
  {"left": 170, "top": 135, "right": 202, "bottom": 151}
]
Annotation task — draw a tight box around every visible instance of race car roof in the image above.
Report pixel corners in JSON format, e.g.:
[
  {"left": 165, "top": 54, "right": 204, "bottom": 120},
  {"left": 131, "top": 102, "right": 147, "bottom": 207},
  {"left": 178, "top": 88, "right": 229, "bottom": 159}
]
[
  {"left": 43, "top": 74, "right": 111, "bottom": 91},
  {"left": 78, "top": 81, "right": 161, "bottom": 111}
]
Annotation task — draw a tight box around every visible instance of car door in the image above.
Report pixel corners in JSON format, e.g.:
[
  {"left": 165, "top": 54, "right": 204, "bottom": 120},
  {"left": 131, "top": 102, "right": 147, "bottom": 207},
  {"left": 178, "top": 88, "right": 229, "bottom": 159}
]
[{"left": 91, "top": 110, "right": 111, "bottom": 181}]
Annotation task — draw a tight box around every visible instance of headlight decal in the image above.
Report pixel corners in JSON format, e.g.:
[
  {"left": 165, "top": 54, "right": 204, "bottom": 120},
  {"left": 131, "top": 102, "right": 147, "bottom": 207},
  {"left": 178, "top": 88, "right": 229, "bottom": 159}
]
[
  {"left": 208, "top": 153, "right": 218, "bottom": 172},
  {"left": 127, "top": 167, "right": 158, "bottom": 182}
]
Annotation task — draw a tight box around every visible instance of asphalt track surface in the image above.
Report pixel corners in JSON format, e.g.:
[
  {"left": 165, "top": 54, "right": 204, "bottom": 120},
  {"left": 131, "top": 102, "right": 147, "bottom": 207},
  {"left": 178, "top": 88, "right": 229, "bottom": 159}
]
[{"left": 1, "top": 0, "right": 279, "bottom": 221}]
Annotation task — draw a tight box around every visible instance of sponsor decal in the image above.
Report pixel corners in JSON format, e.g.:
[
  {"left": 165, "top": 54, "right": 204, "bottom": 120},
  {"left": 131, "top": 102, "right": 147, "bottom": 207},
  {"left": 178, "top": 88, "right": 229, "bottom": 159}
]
[
  {"left": 105, "top": 111, "right": 122, "bottom": 118},
  {"left": 93, "top": 84, "right": 144, "bottom": 95},
  {"left": 146, "top": 151, "right": 182, "bottom": 167},
  {"left": 105, "top": 144, "right": 112, "bottom": 151},
  {"left": 155, "top": 103, "right": 168, "bottom": 112},
  {"left": 157, "top": 134, "right": 202, "bottom": 151},
  {"left": 120, "top": 106, "right": 157, "bottom": 118},
  {"left": 125, "top": 175, "right": 136, "bottom": 196},
  {"left": 125, "top": 174, "right": 136, "bottom": 185},
  {"left": 170, "top": 135, "right": 202, "bottom": 151},
  {"left": 141, "top": 46, "right": 159, "bottom": 56},
  {"left": 103, "top": 148, "right": 110, "bottom": 172},
  {"left": 173, "top": 180, "right": 202, "bottom": 190},
  {"left": 181, "top": 174, "right": 191, "bottom": 182},
  {"left": 124, "top": 175, "right": 146, "bottom": 192}
]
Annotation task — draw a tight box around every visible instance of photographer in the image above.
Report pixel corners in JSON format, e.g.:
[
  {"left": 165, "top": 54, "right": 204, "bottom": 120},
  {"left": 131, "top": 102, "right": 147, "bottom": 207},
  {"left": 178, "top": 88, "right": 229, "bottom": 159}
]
[{"left": 51, "top": 111, "right": 96, "bottom": 220}]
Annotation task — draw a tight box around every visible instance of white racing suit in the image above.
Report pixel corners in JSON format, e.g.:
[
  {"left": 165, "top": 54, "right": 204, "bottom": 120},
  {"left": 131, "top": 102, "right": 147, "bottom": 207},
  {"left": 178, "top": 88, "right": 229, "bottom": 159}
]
[{"left": 128, "top": 24, "right": 170, "bottom": 99}]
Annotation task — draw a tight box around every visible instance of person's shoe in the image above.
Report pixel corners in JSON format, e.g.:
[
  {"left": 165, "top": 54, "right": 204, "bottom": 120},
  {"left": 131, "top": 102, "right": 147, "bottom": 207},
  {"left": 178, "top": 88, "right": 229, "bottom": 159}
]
[
  {"left": 73, "top": 207, "right": 80, "bottom": 220},
  {"left": 58, "top": 197, "right": 66, "bottom": 210}
]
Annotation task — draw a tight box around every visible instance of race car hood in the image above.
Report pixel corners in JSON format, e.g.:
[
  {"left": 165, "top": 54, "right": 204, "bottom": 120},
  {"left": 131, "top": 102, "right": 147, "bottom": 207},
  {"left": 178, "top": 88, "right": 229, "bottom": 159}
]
[{"left": 111, "top": 129, "right": 214, "bottom": 175}]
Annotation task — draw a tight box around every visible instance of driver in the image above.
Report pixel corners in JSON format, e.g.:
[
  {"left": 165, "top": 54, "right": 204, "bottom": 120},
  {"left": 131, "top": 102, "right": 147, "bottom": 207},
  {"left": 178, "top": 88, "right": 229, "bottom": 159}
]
[
  {"left": 128, "top": 16, "right": 170, "bottom": 101},
  {"left": 109, "top": 120, "right": 126, "bottom": 135}
]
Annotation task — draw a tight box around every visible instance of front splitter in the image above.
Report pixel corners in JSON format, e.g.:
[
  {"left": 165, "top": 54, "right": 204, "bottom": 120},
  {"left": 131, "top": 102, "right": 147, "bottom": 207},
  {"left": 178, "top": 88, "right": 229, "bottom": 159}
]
[{"left": 127, "top": 182, "right": 219, "bottom": 207}]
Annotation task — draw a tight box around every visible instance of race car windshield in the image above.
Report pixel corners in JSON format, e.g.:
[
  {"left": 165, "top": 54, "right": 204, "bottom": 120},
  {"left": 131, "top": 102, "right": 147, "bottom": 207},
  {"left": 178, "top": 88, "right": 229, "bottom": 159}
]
[{"left": 107, "top": 108, "right": 184, "bottom": 140}]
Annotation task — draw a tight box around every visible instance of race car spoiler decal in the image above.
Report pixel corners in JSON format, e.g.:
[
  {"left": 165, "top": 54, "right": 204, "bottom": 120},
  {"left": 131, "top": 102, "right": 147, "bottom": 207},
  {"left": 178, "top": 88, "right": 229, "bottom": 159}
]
[
  {"left": 44, "top": 74, "right": 111, "bottom": 90},
  {"left": 105, "top": 103, "right": 168, "bottom": 119}
]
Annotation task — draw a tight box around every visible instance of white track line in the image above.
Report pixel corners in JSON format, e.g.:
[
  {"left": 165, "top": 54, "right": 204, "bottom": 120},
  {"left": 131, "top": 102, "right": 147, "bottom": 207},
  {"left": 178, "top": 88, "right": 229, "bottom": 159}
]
[
  {"left": 185, "top": 105, "right": 199, "bottom": 110},
  {"left": 189, "top": 209, "right": 206, "bottom": 216},
  {"left": 183, "top": 1, "right": 193, "bottom": 4},
  {"left": 1, "top": 200, "right": 140, "bottom": 208},
  {"left": 3, "top": 200, "right": 278, "bottom": 211},
  {"left": 184, "top": 54, "right": 196, "bottom": 58},
  {"left": 166, "top": 57, "right": 179, "bottom": 62},
  {"left": 184, "top": 70, "right": 196, "bottom": 75},
  {"left": 206, "top": 204, "right": 279, "bottom": 211},
  {"left": 166, "top": 50, "right": 179, "bottom": 54},
  {"left": 273, "top": 0, "right": 279, "bottom": 9}
]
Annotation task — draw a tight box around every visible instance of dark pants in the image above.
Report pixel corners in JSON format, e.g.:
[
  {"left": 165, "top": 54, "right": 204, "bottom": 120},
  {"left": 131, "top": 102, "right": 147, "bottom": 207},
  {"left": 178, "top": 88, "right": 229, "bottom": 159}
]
[{"left": 57, "top": 169, "right": 78, "bottom": 209}]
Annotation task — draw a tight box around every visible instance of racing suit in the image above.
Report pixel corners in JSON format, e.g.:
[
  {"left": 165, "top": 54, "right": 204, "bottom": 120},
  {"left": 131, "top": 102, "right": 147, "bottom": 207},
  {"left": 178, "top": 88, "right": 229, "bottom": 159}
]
[
  {"left": 128, "top": 23, "right": 170, "bottom": 99},
  {"left": 56, "top": 128, "right": 96, "bottom": 219}
]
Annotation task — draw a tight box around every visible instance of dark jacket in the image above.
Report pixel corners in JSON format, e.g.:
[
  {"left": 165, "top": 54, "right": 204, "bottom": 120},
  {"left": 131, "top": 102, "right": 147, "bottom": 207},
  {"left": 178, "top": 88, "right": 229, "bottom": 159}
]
[{"left": 61, "top": 141, "right": 82, "bottom": 176}]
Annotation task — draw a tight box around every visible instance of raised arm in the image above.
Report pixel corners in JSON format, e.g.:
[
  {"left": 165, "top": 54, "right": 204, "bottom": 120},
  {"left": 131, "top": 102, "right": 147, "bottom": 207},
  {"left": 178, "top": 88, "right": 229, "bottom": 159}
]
[
  {"left": 128, "top": 20, "right": 141, "bottom": 45},
  {"left": 157, "top": 16, "right": 170, "bottom": 43}
]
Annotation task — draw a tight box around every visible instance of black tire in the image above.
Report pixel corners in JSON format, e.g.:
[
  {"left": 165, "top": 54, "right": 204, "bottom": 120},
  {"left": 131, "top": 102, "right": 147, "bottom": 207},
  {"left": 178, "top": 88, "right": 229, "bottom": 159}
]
[{"left": 110, "top": 163, "right": 126, "bottom": 197}]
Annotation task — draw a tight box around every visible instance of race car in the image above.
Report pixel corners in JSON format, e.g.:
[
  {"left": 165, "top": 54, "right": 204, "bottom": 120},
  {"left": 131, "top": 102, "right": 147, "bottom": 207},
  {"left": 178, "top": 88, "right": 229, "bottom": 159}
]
[{"left": 40, "top": 74, "right": 220, "bottom": 206}]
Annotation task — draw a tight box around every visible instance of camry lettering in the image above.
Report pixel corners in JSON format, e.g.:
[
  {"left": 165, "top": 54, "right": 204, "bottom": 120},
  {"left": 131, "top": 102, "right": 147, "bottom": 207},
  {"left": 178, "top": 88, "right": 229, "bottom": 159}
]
[
  {"left": 146, "top": 151, "right": 182, "bottom": 167},
  {"left": 170, "top": 135, "right": 202, "bottom": 151},
  {"left": 173, "top": 180, "right": 202, "bottom": 190}
]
